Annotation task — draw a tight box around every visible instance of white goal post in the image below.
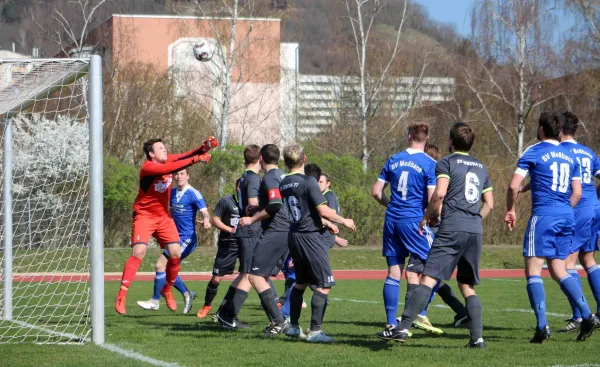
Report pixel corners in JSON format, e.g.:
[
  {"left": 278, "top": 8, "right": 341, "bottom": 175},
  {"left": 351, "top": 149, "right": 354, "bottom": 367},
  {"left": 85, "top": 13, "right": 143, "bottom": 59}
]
[{"left": 0, "top": 55, "right": 104, "bottom": 344}]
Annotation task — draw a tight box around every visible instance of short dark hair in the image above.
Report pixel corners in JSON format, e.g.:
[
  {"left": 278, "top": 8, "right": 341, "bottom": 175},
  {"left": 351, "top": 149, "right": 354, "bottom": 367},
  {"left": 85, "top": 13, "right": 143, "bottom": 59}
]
[
  {"left": 408, "top": 122, "right": 430, "bottom": 143},
  {"left": 175, "top": 168, "right": 188, "bottom": 175},
  {"left": 538, "top": 111, "right": 562, "bottom": 140},
  {"left": 143, "top": 138, "right": 163, "bottom": 160},
  {"left": 320, "top": 173, "right": 331, "bottom": 183},
  {"left": 424, "top": 143, "right": 441, "bottom": 161},
  {"left": 260, "top": 144, "right": 280, "bottom": 165},
  {"left": 449, "top": 122, "right": 475, "bottom": 152},
  {"left": 562, "top": 111, "right": 579, "bottom": 136},
  {"left": 243, "top": 144, "right": 261, "bottom": 165},
  {"left": 235, "top": 178, "right": 241, "bottom": 190},
  {"left": 304, "top": 163, "right": 322, "bottom": 180}
]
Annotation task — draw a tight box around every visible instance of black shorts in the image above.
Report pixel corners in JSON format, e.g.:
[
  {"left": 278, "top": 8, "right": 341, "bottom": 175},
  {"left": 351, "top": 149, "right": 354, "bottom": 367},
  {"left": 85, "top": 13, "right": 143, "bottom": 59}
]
[
  {"left": 238, "top": 236, "right": 260, "bottom": 273},
  {"left": 422, "top": 231, "right": 482, "bottom": 285},
  {"left": 249, "top": 230, "right": 289, "bottom": 277},
  {"left": 212, "top": 245, "right": 239, "bottom": 276},
  {"left": 405, "top": 253, "right": 426, "bottom": 274},
  {"left": 270, "top": 249, "right": 289, "bottom": 277},
  {"left": 323, "top": 230, "right": 336, "bottom": 249},
  {"left": 289, "top": 231, "right": 335, "bottom": 288}
]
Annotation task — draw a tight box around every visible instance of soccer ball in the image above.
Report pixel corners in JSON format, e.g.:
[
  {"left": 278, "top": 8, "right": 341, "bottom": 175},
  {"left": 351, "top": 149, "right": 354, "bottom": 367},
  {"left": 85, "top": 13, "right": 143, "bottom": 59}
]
[{"left": 193, "top": 42, "right": 213, "bottom": 62}]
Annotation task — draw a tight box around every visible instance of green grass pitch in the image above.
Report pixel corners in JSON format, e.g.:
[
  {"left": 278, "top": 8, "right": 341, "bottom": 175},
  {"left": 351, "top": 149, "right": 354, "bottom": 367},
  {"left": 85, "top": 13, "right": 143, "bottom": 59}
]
[{"left": 1, "top": 278, "right": 599, "bottom": 367}]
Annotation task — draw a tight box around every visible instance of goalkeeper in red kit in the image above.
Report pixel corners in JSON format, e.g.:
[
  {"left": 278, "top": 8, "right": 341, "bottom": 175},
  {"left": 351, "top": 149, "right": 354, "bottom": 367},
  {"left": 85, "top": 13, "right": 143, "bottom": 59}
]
[{"left": 115, "top": 137, "right": 218, "bottom": 315}]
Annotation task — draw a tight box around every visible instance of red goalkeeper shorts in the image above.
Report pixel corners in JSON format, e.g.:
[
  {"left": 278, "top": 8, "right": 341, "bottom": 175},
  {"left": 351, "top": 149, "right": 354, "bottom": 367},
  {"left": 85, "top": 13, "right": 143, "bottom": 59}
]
[{"left": 131, "top": 214, "right": 180, "bottom": 248}]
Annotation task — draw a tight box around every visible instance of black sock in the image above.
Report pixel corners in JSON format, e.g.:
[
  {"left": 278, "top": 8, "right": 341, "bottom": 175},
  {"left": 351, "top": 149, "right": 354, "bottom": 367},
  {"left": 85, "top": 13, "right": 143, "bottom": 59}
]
[
  {"left": 437, "top": 283, "right": 467, "bottom": 317},
  {"left": 268, "top": 278, "right": 278, "bottom": 300},
  {"left": 310, "top": 290, "right": 328, "bottom": 332},
  {"left": 229, "top": 289, "right": 248, "bottom": 317},
  {"left": 289, "top": 286, "right": 305, "bottom": 326},
  {"left": 281, "top": 278, "right": 295, "bottom": 302},
  {"left": 398, "top": 285, "right": 433, "bottom": 330},
  {"left": 405, "top": 283, "right": 419, "bottom": 306},
  {"left": 259, "top": 289, "right": 284, "bottom": 324},
  {"left": 204, "top": 281, "right": 219, "bottom": 306},
  {"left": 217, "top": 286, "right": 236, "bottom": 313},
  {"left": 466, "top": 295, "right": 483, "bottom": 342}
]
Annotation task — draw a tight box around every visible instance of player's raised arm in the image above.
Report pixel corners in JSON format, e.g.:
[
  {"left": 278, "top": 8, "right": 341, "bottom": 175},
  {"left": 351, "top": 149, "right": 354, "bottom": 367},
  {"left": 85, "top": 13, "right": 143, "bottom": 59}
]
[
  {"left": 141, "top": 154, "right": 211, "bottom": 176},
  {"left": 167, "top": 136, "right": 218, "bottom": 162}
]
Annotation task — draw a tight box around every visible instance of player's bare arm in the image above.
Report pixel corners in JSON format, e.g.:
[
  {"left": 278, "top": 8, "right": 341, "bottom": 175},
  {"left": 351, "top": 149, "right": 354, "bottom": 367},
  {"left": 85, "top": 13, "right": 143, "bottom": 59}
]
[
  {"left": 317, "top": 204, "right": 356, "bottom": 231},
  {"left": 141, "top": 154, "right": 211, "bottom": 176},
  {"left": 570, "top": 179, "right": 582, "bottom": 208},
  {"left": 505, "top": 173, "right": 525, "bottom": 231},
  {"left": 419, "top": 177, "right": 448, "bottom": 234},
  {"left": 167, "top": 136, "right": 218, "bottom": 162},
  {"left": 197, "top": 208, "right": 212, "bottom": 230},
  {"left": 372, "top": 180, "right": 390, "bottom": 207},
  {"left": 480, "top": 190, "right": 494, "bottom": 220},
  {"left": 211, "top": 216, "right": 235, "bottom": 234}
]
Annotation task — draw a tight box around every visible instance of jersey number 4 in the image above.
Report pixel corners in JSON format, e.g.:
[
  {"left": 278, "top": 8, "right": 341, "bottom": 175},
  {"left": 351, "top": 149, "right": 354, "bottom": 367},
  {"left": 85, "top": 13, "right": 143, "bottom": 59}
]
[
  {"left": 550, "top": 162, "right": 570, "bottom": 193},
  {"left": 397, "top": 171, "right": 409, "bottom": 200}
]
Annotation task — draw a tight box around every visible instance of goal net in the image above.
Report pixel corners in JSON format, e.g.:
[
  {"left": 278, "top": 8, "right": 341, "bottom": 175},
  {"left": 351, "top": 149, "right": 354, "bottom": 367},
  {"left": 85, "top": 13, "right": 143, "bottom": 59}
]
[{"left": 0, "top": 58, "right": 103, "bottom": 344}]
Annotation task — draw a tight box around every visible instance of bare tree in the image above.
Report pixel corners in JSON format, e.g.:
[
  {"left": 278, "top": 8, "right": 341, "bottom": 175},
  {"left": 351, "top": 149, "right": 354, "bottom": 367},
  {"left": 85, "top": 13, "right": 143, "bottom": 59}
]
[
  {"left": 344, "top": 0, "right": 431, "bottom": 172},
  {"left": 565, "top": 0, "right": 600, "bottom": 65},
  {"left": 468, "top": 0, "right": 560, "bottom": 158}
]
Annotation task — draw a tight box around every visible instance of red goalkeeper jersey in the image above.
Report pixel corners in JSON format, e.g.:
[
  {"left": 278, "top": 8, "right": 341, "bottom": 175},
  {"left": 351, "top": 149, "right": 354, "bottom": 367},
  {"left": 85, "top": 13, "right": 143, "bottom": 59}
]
[{"left": 132, "top": 147, "right": 206, "bottom": 218}]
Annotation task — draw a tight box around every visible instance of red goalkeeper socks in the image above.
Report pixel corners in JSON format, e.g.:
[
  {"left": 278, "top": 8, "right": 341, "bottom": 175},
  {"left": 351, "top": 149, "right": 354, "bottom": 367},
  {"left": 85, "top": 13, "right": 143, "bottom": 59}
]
[
  {"left": 162, "top": 257, "right": 181, "bottom": 294},
  {"left": 118, "top": 256, "right": 142, "bottom": 297}
]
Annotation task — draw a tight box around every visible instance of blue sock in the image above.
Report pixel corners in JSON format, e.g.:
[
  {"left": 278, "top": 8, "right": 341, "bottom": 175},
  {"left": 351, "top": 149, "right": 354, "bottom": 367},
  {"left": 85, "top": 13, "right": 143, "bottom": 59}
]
[
  {"left": 383, "top": 277, "right": 401, "bottom": 326},
  {"left": 527, "top": 276, "right": 547, "bottom": 329},
  {"left": 560, "top": 274, "right": 592, "bottom": 319},
  {"left": 420, "top": 280, "right": 441, "bottom": 316},
  {"left": 152, "top": 272, "right": 166, "bottom": 300},
  {"left": 281, "top": 282, "right": 294, "bottom": 319},
  {"left": 586, "top": 264, "right": 600, "bottom": 313},
  {"left": 173, "top": 276, "right": 188, "bottom": 296},
  {"left": 567, "top": 269, "right": 583, "bottom": 320}
]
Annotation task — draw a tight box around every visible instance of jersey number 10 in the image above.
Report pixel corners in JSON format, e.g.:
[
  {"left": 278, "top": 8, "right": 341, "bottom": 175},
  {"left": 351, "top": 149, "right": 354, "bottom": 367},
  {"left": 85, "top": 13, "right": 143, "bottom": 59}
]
[{"left": 550, "top": 162, "right": 570, "bottom": 193}]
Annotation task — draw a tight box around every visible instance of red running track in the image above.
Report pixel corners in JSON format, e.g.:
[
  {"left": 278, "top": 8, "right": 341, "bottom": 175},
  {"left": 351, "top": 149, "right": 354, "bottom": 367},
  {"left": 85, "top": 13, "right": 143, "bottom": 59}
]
[{"left": 6, "top": 269, "right": 588, "bottom": 283}]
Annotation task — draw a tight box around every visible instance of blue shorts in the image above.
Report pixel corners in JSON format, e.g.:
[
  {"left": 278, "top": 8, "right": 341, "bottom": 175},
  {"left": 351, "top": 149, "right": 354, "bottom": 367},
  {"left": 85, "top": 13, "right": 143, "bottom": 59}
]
[
  {"left": 572, "top": 206, "right": 600, "bottom": 254},
  {"left": 163, "top": 234, "right": 197, "bottom": 260},
  {"left": 383, "top": 220, "right": 433, "bottom": 265},
  {"left": 281, "top": 254, "right": 296, "bottom": 280},
  {"left": 523, "top": 215, "right": 574, "bottom": 260}
]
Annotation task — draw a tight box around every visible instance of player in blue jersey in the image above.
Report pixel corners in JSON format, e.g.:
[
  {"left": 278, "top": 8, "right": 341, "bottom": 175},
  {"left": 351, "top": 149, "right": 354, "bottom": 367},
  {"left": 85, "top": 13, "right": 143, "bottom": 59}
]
[
  {"left": 137, "top": 168, "right": 211, "bottom": 314},
  {"left": 372, "top": 122, "right": 441, "bottom": 338},
  {"left": 557, "top": 111, "right": 600, "bottom": 332},
  {"left": 506, "top": 111, "right": 598, "bottom": 343}
]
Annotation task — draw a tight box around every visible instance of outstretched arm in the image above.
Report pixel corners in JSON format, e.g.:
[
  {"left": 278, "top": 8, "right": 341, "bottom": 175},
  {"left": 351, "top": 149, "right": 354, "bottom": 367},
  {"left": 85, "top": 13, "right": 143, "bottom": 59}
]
[{"left": 141, "top": 154, "right": 210, "bottom": 176}]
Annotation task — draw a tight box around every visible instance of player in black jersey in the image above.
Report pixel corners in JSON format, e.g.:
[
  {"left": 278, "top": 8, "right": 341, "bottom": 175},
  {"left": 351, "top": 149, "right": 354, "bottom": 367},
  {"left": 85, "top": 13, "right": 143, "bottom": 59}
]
[
  {"left": 318, "top": 173, "right": 349, "bottom": 248},
  {"left": 215, "top": 145, "right": 262, "bottom": 328},
  {"left": 197, "top": 179, "right": 241, "bottom": 319},
  {"left": 281, "top": 144, "right": 356, "bottom": 343},
  {"left": 386, "top": 122, "right": 493, "bottom": 348},
  {"left": 217, "top": 144, "right": 290, "bottom": 333}
]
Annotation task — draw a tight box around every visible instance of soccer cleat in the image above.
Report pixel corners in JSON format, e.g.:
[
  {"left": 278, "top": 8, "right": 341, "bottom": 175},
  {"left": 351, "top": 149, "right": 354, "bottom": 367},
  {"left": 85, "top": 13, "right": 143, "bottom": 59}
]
[
  {"left": 466, "top": 338, "right": 486, "bottom": 349},
  {"left": 530, "top": 325, "right": 552, "bottom": 344},
  {"left": 413, "top": 315, "right": 444, "bottom": 335},
  {"left": 115, "top": 295, "right": 126, "bottom": 315},
  {"left": 596, "top": 312, "right": 600, "bottom": 329},
  {"left": 285, "top": 324, "right": 303, "bottom": 338},
  {"left": 264, "top": 320, "right": 289, "bottom": 336},
  {"left": 233, "top": 318, "right": 251, "bottom": 329},
  {"left": 162, "top": 292, "right": 177, "bottom": 311},
  {"left": 376, "top": 325, "right": 409, "bottom": 342},
  {"left": 183, "top": 291, "right": 196, "bottom": 314},
  {"left": 453, "top": 314, "right": 470, "bottom": 327},
  {"left": 306, "top": 330, "right": 334, "bottom": 343},
  {"left": 197, "top": 305, "right": 212, "bottom": 319},
  {"left": 558, "top": 318, "right": 581, "bottom": 333},
  {"left": 216, "top": 312, "right": 237, "bottom": 329},
  {"left": 136, "top": 299, "right": 159, "bottom": 311},
  {"left": 576, "top": 314, "right": 599, "bottom": 341}
]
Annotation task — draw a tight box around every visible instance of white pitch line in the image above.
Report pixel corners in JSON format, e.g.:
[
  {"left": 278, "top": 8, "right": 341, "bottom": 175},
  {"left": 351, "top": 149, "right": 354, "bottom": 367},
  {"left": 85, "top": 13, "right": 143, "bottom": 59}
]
[
  {"left": 100, "top": 343, "right": 186, "bottom": 367},
  {"left": 330, "top": 298, "right": 571, "bottom": 318},
  {"left": 7, "top": 320, "right": 186, "bottom": 367}
]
